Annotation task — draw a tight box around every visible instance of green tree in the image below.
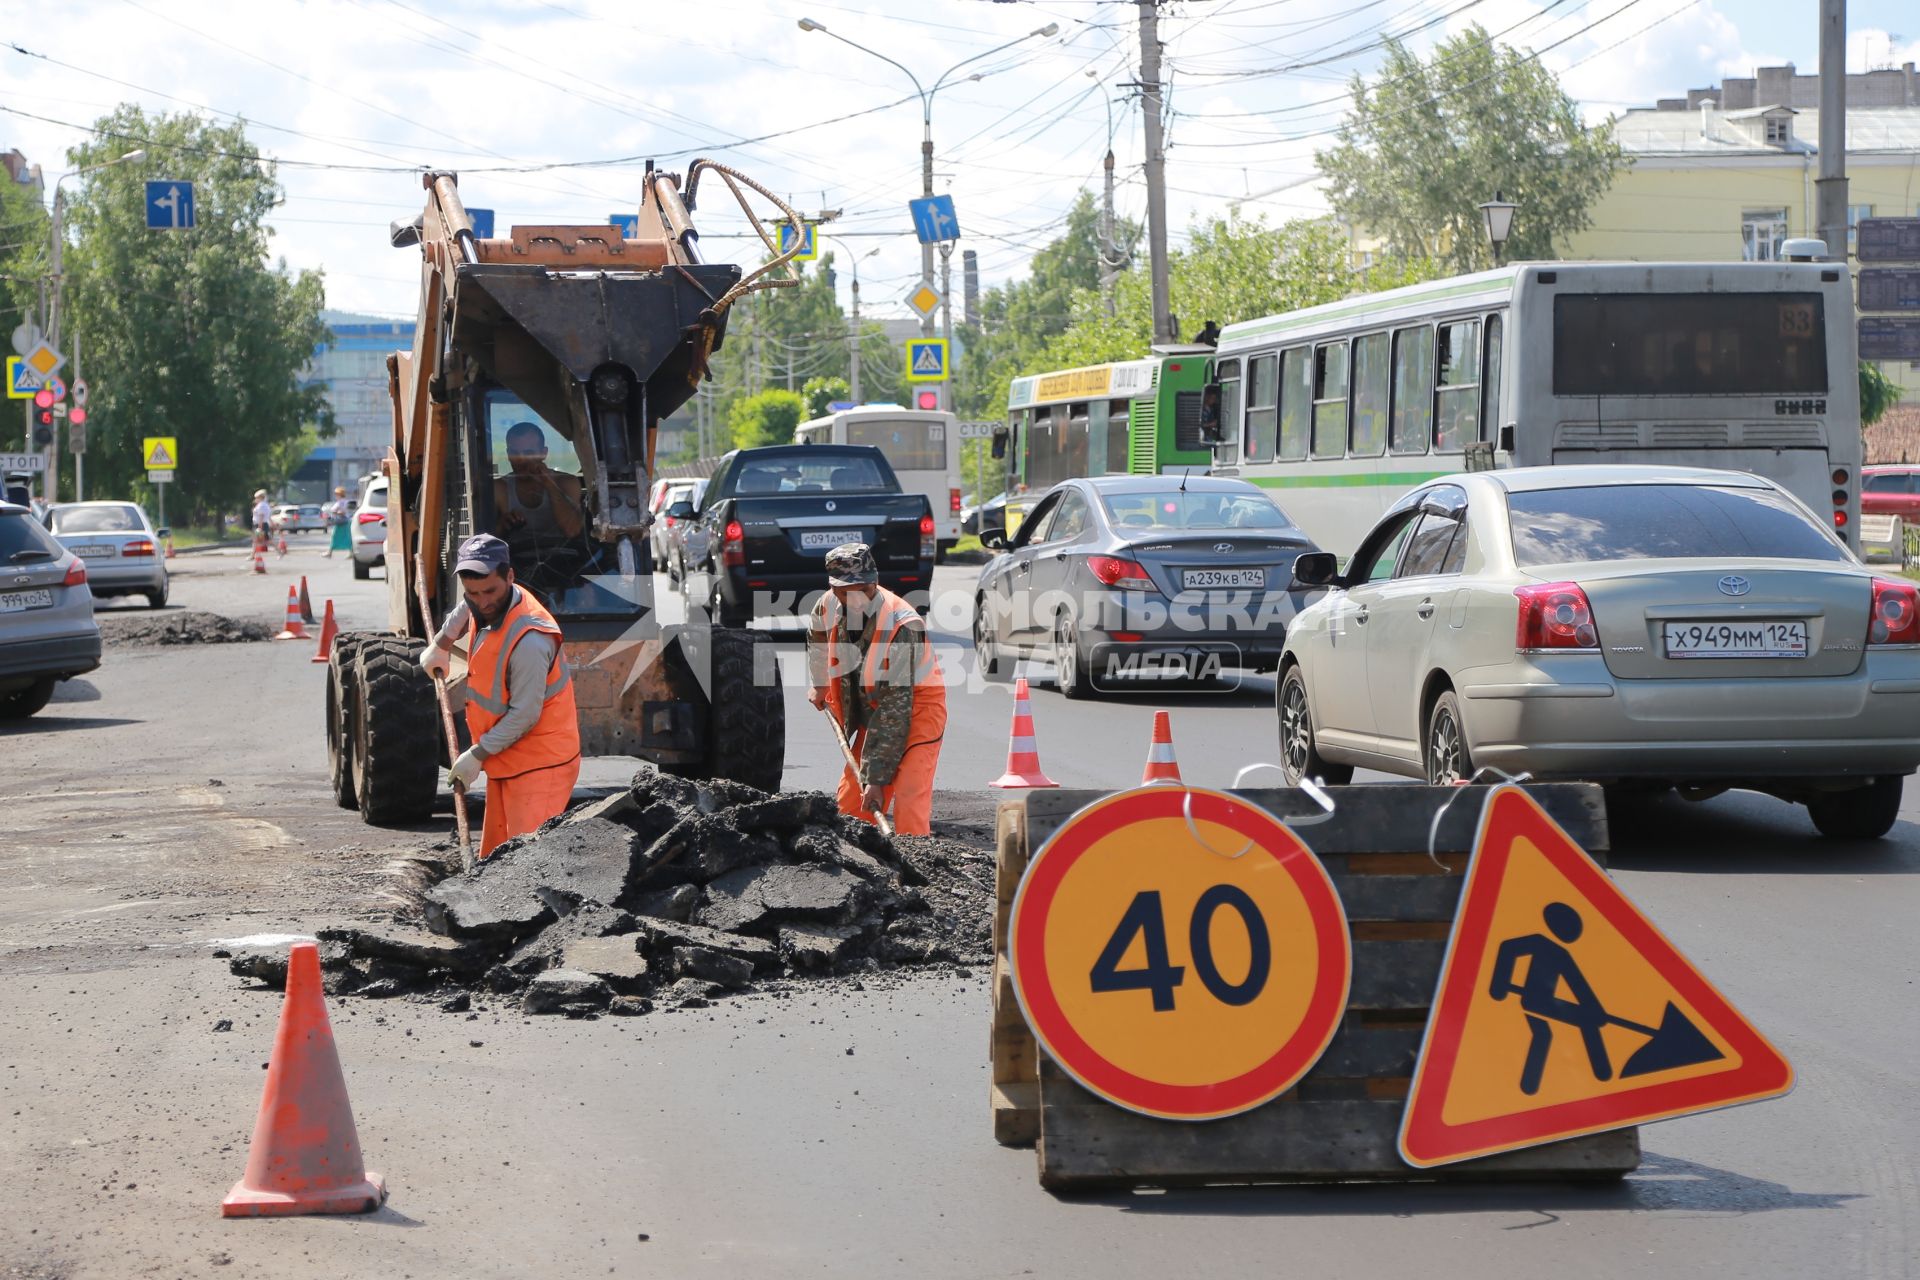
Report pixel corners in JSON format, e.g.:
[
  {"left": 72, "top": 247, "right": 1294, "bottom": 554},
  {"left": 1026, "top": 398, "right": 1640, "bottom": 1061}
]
[
  {"left": 0, "top": 169, "right": 50, "bottom": 355},
  {"left": 1316, "top": 24, "right": 1623, "bottom": 270},
  {"left": 59, "top": 106, "right": 332, "bottom": 515},
  {"left": 1861, "top": 361, "right": 1902, "bottom": 428},
  {"left": 728, "top": 388, "right": 806, "bottom": 449},
  {"left": 802, "top": 375, "right": 851, "bottom": 419}
]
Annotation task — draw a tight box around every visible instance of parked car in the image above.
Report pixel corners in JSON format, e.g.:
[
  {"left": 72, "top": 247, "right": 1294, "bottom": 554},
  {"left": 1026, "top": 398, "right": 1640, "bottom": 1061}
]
[
  {"left": 45, "top": 501, "right": 169, "bottom": 608},
  {"left": 681, "top": 444, "right": 935, "bottom": 628},
  {"left": 648, "top": 478, "right": 702, "bottom": 573},
  {"left": 664, "top": 478, "right": 709, "bottom": 583},
  {"left": 0, "top": 501, "right": 102, "bottom": 719},
  {"left": 973, "top": 476, "right": 1322, "bottom": 698},
  {"left": 1275, "top": 464, "right": 1920, "bottom": 839},
  {"left": 352, "top": 474, "right": 388, "bottom": 579},
  {"left": 1861, "top": 465, "right": 1920, "bottom": 521}
]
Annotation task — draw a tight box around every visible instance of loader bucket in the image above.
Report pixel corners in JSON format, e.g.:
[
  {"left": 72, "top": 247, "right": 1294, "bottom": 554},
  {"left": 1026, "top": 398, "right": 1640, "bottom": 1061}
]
[{"left": 448, "top": 261, "right": 740, "bottom": 426}]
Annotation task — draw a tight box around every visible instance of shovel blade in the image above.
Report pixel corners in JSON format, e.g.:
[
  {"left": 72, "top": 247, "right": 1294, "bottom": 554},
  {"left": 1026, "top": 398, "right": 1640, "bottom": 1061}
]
[{"left": 1620, "top": 1002, "right": 1725, "bottom": 1079}]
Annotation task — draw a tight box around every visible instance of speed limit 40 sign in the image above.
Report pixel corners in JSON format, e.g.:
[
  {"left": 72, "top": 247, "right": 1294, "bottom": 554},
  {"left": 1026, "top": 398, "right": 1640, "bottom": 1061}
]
[{"left": 1009, "top": 787, "right": 1351, "bottom": 1121}]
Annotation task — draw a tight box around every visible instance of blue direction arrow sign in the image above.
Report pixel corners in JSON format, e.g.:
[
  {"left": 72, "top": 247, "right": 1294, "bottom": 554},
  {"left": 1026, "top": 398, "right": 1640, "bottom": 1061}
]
[
  {"left": 909, "top": 194, "right": 960, "bottom": 244},
  {"left": 609, "top": 214, "right": 639, "bottom": 239},
  {"left": 145, "top": 181, "right": 195, "bottom": 230}
]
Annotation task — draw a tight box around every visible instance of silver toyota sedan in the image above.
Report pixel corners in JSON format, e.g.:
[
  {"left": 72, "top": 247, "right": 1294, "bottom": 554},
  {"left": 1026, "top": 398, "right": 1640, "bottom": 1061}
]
[
  {"left": 974, "top": 475, "right": 1322, "bottom": 697},
  {"left": 1277, "top": 465, "right": 1920, "bottom": 839},
  {"left": 46, "top": 501, "right": 169, "bottom": 608}
]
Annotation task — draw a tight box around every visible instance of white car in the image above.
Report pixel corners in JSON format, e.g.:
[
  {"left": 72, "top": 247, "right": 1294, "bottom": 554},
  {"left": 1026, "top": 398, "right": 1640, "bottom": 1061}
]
[
  {"left": 1277, "top": 465, "right": 1920, "bottom": 839},
  {"left": 352, "top": 475, "right": 388, "bottom": 580},
  {"left": 648, "top": 478, "right": 702, "bottom": 572}
]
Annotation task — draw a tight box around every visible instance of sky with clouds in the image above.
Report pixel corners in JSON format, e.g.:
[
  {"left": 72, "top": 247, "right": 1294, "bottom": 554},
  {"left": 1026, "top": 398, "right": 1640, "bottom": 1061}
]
[{"left": 6, "top": 0, "right": 1917, "bottom": 325}]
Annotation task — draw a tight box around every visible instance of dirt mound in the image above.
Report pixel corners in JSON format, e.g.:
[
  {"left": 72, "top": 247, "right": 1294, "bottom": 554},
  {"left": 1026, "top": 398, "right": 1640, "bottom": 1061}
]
[
  {"left": 239, "top": 767, "right": 995, "bottom": 1015},
  {"left": 99, "top": 611, "right": 270, "bottom": 647}
]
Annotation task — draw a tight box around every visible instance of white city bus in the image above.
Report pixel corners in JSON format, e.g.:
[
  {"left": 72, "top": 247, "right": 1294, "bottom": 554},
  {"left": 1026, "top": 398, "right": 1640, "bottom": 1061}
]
[
  {"left": 1211, "top": 261, "right": 1862, "bottom": 558},
  {"left": 795, "top": 405, "right": 963, "bottom": 557}
]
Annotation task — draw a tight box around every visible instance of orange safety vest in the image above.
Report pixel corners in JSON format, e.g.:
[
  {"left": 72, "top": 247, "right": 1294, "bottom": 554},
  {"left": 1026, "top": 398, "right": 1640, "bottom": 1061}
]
[
  {"left": 820, "top": 587, "right": 947, "bottom": 749},
  {"left": 464, "top": 586, "right": 580, "bottom": 780}
]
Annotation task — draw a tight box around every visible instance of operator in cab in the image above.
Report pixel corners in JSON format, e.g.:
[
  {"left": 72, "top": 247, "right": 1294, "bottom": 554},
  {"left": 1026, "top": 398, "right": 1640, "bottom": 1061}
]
[
  {"left": 806, "top": 543, "right": 946, "bottom": 837},
  {"left": 493, "top": 421, "right": 585, "bottom": 540},
  {"left": 419, "top": 534, "right": 581, "bottom": 858}
]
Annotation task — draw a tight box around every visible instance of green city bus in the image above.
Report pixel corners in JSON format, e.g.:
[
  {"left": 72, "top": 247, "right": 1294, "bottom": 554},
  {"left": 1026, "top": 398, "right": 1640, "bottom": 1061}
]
[{"left": 999, "top": 350, "right": 1215, "bottom": 493}]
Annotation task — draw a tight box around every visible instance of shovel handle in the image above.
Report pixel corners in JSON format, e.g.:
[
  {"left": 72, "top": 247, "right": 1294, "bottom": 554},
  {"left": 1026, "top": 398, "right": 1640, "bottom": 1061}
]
[
  {"left": 818, "top": 703, "right": 893, "bottom": 839},
  {"left": 415, "top": 554, "right": 475, "bottom": 872}
]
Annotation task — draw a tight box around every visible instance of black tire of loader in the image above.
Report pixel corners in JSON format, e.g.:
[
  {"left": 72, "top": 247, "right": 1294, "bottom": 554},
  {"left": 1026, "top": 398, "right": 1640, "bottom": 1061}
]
[
  {"left": 325, "top": 632, "right": 371, "bottom": 810},
  {"left": 351, "top": 634, "right": 441, "bottom": 824},
  {"left": 706, "top": 627, "right": 785, "bottom": 794}
]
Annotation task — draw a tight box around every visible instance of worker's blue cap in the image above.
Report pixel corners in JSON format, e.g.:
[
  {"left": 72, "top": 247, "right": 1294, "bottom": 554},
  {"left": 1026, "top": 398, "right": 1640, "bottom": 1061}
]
[{"left": 455, "top": 533, "right": 512, "bottom": 577}]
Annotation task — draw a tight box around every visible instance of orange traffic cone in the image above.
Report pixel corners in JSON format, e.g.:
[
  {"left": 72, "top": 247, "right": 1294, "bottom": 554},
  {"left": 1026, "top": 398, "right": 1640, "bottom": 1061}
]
[
  {"left": 990, "top": 677, "right": 1059, "bottom": 789},
  {"left": 221, "top": 942, "right": 386, "bottom": 1217},
  {"left": 165, "top": 534, "right": 176, "bottom": 559},
  {"left": 274, "top": 587, "right": 307, "bottom": 640},
  {"left": 310, "top": 600, "right": 339, "bottom": 665},
  {"left": 252, "top": 546, "right": 267, "bottom": 574},
  {"left": 276, "top": 532, "right": 288, "bottom": 557},
  {"left": 297, "top": 576, "right": 316, "bottom": 624},
  {"left": 1141, "top": 710, "right": 1183, "bottom": 785}
]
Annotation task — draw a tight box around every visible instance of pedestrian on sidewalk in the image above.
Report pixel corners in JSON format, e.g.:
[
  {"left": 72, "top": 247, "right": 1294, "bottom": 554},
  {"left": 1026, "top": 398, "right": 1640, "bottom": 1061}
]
[
  {"left": 418, "top": 534, "right": 580, "bottom": 858},
  {"left": 323, "top": 486, "right": 352, "bottom": 558},
  {"left": 806, "top": 543, "right": 946, "bottom": 837}
]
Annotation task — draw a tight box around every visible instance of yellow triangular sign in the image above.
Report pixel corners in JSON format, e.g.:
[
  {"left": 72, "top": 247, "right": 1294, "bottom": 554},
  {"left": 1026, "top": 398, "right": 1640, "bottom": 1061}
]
[
  {"left": 144, "top": 438, "right": 176, "bottom": 468},
  {"left": 1399, "top": 786, "right": 1792, "bottom": 1168}
]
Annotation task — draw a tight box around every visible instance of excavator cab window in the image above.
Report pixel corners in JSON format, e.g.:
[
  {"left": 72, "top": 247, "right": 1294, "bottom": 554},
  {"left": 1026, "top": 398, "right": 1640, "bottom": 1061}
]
[{"left": 478, "top": 389, "right": 631, "bottom": 617}]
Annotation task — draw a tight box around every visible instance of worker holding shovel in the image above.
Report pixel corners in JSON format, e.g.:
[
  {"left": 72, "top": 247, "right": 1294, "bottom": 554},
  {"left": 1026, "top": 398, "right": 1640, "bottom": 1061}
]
[{"left": 805, "top": 543, "right": 946, "bottom": 837}]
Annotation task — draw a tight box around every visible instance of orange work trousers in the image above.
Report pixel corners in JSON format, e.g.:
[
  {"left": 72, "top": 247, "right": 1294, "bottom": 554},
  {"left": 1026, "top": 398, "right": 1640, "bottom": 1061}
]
[
  {"left": 479, "top": 757, "right": 581, "bottom": 859},
  {"left": 837, "top": 732, "right": 942, "bottom": 837}
]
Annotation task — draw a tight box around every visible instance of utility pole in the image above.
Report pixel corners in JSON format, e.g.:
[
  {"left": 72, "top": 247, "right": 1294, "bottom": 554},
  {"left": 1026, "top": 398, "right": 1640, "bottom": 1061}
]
[
  {"left": 849, "top": 270, "right": 863, "bottom": 404},
  {"left": 46, "top": 187, "right": 66, "bottom": 502},
  {"left": 71, "top": 330, "right": 82, "bottom": 502},
  {"left": 1816, "top": 0, "right": 1849, "bottom": 260},
  {"left": 1101, "top": 146, "right": 1119, "bottom": 317},
  {"left": 939, "top": 243, "right": 954, "bottom": 388},
  {"left": 1137, "top": 0, "right": 1174, "bottom": 343}
]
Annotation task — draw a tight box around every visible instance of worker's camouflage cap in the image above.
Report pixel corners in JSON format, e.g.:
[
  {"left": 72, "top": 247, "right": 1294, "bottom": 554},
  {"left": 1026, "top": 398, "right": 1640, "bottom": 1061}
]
[{"left": 825, "top": 542, "right": 879, "bottom": 587}]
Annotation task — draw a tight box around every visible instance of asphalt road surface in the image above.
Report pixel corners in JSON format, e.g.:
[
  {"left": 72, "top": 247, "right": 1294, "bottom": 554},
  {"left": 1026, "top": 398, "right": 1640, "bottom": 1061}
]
[{"left": 3, "top": 534, "right": 1917, "bottom": 1279}]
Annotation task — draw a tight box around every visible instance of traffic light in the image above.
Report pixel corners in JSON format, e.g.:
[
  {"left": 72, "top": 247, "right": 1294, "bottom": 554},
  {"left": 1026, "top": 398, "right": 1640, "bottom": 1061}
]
[
  {"left": 33, "top": 387, "right": 54, "bottom": 409},
  {"left": 916, "top": 389, "right": 940, "bottom": 411},
  {"left": 33, "top": 405, "right": 53, "bottom": 447},
  {"left": 68, "top": 405, "right": 87, "bottom": 425}
]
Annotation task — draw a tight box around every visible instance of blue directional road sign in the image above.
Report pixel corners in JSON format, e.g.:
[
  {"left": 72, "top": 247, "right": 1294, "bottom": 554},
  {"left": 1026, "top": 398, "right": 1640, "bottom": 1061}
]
[
  {"left": 145, "top": 181, "right": 195, "bottom": 230},
  {"left": 609, "top": 214, "right": 639, "bottom": 239},
  {"left": 777, "top": 221, "right": 817, "bottom": 261},
  {"left": 909, "top": 194, "right": 960, "bottom": 244},
  {"left": 905, "top": 337, "right": 949, "bottom": 383},
  {"left": 826, "top": 400, "right": 857, "bottom": 412},
  {"left": 467, "top": 208, "right": 496, "bottom": 239}
]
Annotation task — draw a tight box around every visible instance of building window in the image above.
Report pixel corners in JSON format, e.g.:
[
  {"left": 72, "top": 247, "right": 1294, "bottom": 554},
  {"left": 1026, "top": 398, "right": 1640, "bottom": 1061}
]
[
  {"left": 1848, "top": 204, "right": 1874, "bottom": 252},
  {"left": 1763, "top": 116, "right": 1791, "bottom": 145},
  {"left": 1741, "top": 209, "right": 1789, "bottom": 261}
]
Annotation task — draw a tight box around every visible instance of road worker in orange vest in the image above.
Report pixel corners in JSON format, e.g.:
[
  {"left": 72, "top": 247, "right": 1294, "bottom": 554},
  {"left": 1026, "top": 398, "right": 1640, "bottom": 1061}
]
[
  {"left": 419, "top": 534, "right": 581, "bottom": 858},
  {"left": 806, "top": 542, "right": 947, "bottom": 837}
]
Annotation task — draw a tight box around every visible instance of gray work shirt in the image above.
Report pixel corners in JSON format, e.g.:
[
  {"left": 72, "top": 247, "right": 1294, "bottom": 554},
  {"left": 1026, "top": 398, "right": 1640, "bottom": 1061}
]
[{"left": 437, "top": 590, "right": 557, "bottom": 760}]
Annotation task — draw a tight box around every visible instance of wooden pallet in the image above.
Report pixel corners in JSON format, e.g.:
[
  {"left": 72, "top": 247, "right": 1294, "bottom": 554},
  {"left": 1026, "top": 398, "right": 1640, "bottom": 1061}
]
[{"left": 988, "top": 784, "right": 1643, "bottom": 1190}]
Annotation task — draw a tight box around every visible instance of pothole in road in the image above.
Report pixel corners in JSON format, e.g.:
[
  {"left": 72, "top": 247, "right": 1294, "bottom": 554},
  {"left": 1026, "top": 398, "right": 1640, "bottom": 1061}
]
[{"left": 97, "top": 611, "right": 271, "bottom": 647}]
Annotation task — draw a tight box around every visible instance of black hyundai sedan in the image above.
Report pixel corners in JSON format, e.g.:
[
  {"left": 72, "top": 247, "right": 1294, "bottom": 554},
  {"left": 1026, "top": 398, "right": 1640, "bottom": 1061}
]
[{"left": 972, "top": 475, "right": 1324, "bottom": 697}]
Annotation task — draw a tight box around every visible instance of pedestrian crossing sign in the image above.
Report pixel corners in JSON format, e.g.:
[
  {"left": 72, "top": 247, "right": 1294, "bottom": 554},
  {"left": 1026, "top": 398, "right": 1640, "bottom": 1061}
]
[
  {"left": 1398, "top": 786, "right": 1792, "bottom": 1168},
  {"left": 142, "top": 437, "right": 178, "bottom": 470},
  {"left": 904, "top": 338, "right": 948, "bottom": 383}
]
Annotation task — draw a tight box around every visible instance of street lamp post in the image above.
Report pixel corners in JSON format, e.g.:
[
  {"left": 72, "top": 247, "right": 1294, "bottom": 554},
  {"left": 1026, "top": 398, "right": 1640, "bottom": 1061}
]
[
  {"left": 45, "top": 148, "right": 144, "bottom": 500},
  {"left": 798, "top": 17, "right": 1056, "bottom": 406},
  {"left": 1478, "top": 191, "right": 1518, "bottom": 267},
  {"left": 825, "top": 238, "right": 883, "bottom": 403}
]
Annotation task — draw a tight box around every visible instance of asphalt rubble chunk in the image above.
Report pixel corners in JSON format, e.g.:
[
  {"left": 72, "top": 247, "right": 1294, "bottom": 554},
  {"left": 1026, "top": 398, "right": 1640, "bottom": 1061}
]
[
  {"left": 238, "top": 766, "right": 993, "bottom": 1014},
  {"left": 97, "top": 610, "right": 271, "bottom": 647}
]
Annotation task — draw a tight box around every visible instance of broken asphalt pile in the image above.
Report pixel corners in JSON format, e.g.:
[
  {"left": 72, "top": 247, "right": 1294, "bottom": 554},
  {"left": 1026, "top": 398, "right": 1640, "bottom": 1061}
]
[
  {"left": 99, "top": 611, "right": 270, "bottom": 647},
  {"left": 229, "top": 766, "right": 993, "bottom": 1016}
]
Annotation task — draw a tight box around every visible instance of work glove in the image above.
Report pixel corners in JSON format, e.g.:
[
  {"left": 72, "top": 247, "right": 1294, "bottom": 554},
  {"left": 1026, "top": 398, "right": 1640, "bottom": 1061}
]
[
  {"left": 419, "top": 641, "right": 451, "bottom": 680},
  {"left": 447, "top": 747, "right": 483, "bottom": 790}
]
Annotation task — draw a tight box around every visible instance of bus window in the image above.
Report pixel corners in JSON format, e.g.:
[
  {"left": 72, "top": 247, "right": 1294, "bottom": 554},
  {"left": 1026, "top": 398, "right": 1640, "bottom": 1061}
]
[
  {"left": 843, "top": 416, "right": 946, "bottom": 471},
  {"left": 1482, "top": 313, "right": 1504, "bottom": 443},
  {"left": 1213, "top": 363, "right": 1241, "bottom": 467},
  {"left": 1279, "top": 348, "right": 1311, "bottom": 461},
  {"left": 1312, "top": 341, "right": 1349, "bottom": 459},
  {"left": 1391, "top": 325, "right": 1434, "bottom": 454},
  {"left": 1107, "top": 398, "right": 1131, "bottom": 473},
  {"left": 1068, "top": 405, "right": 1092, "bottom": 479},
  {"left": 1246, "top": 353, "right": 1278, "bottom": 461},
  {"left": 1351, "top": 332, "right": 1389, "bottom": 458},
  {"left": 1434, "top": 318, "right": 1480, "bottom": 452}
]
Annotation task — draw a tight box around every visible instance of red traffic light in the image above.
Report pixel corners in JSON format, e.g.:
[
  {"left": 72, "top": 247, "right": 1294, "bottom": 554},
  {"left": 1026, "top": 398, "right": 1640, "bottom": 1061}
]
[
  {"left": 69, "top": 406, "right": 87, "bottom": 425},
  {"left": 916, "top": 390, "right": 939, "bottom": 411},
  {"left": 33, "top": 387, "right": 54, "bottom": 409}
]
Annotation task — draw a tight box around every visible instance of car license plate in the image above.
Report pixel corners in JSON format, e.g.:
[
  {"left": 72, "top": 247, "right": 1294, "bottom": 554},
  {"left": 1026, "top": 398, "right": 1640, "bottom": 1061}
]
[
  {"left": 0, "top": 589, "right": 53, "bottom": 613},
  {"left": 72, "top": 545, "right": 115, "bottom": 558},
  {"left": 801, "top": 530, "right": 861, "bottom": 550},
  {"left": 1662, "top": 620, "right": 1808, "bottom": 659},
  {"left": 1182, "top": 568, "right": 1265, "bottom": 589}
]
